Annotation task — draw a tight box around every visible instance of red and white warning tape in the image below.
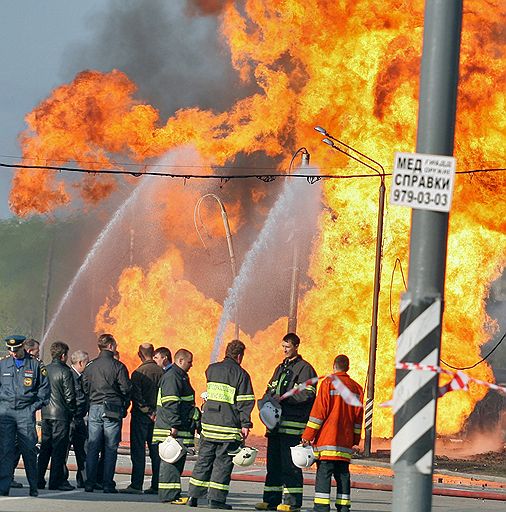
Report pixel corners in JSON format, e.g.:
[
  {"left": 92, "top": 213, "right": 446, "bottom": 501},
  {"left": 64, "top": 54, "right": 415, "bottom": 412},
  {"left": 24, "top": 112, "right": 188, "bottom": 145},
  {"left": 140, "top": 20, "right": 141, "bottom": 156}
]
[
  {"left": 280, "top": 375, "right": 363, "bottom": 407},
  {"left": 381, "top": 362, "right": 506, "bottom": 407}
]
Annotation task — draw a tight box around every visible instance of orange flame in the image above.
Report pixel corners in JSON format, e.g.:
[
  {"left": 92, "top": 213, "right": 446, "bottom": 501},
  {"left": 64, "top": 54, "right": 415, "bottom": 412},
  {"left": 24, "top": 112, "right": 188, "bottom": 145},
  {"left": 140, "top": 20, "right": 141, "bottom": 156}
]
[{"left": 13, "top": 0, "right": 506, "bottom": 437}]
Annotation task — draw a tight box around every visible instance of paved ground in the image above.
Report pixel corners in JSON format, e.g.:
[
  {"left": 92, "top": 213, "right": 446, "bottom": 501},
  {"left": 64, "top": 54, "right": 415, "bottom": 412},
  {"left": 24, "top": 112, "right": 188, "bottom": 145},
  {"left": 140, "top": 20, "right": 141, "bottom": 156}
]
[{"left": 3, "top": 453, "right": 505, "bottom": 512}]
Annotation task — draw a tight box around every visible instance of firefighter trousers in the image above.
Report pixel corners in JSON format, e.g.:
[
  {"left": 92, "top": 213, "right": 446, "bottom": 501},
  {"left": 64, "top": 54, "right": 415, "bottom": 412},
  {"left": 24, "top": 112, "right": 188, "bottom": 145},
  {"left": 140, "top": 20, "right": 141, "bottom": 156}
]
[
  {"left": 158, "top": 453, "right": 187, "bottom": 502},
  {"left": 263, "top": 434, "right": 303, "bottom": 508},
  {"left": 188, "top": 437, "right": 237, "bottom": 504},
  {"left": 313, "top": 460, "right": 351, "bottom": 512}
]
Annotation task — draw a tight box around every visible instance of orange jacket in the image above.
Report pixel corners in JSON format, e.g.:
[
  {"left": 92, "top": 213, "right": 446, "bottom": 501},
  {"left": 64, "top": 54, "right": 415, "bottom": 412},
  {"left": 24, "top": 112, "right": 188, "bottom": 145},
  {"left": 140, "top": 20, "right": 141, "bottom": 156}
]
[{"left": 302, "top": 371, "right": 363, "bottom": 461}]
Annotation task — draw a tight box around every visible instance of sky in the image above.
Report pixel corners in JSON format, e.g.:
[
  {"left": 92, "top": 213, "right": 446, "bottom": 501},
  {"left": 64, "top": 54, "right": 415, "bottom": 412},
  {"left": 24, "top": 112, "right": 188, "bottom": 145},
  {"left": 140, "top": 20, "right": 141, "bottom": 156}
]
[{"left": 0, "top": 0, "right": 243, "bottom": 218}]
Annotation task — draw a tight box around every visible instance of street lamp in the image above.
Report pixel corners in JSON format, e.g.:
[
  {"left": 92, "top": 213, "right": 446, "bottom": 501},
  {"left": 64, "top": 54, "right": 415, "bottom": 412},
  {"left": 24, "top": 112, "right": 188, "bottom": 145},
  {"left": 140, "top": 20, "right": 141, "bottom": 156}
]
[
  {"left": 287, "top": 148, "right": 311, "bottom": 334},
  {"left": 315, "top": 125, "right": 385, "bottom": 457},
  {"left": 194, "top": 194, "right": 240, "bottom": 339}
]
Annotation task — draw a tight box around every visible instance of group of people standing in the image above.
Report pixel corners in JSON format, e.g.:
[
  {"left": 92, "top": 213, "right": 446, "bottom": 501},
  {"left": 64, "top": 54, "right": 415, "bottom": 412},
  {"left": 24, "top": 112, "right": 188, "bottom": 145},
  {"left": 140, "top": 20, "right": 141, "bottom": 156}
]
[{"left": 0, "top": 331, "right": 363, "bottom": 512}]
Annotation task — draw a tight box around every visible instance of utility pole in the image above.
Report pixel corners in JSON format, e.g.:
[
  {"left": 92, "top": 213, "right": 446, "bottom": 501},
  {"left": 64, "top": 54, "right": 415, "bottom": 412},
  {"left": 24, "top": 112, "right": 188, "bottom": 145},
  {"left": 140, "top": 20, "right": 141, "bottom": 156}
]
[
  {"left": 287, "top": 151, "right": 309, "bottom": 333},
  {"left": 391, "top": 2, "right": 462, "bottom": 511}
]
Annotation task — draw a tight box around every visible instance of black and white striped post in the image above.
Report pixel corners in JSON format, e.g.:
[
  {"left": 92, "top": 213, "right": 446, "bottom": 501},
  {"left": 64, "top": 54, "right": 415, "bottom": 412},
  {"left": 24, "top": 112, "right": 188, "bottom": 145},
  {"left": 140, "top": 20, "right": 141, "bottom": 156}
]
[{"left": 391, "top": 2, "right": 462, "bottom": 512}]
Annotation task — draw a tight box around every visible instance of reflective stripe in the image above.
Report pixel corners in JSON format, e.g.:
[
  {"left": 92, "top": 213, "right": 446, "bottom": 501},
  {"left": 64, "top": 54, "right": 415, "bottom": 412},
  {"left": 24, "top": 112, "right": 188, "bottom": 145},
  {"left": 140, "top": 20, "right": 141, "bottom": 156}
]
[
  {"left": 280, "top": 420, "right": 306, "bottom": 428},
  {"left": 308, "top": 416, "right": 323, "bottom": 425},
  {"left": 336, "top": 497, "right": 351, "bottom": 505},
  {"left": 157, "top": 388, "right": 162, "bottom": 407},
  {"left": 201, "top": 429, "right": 241, "bottom": 441},
  {"left": 236, "top": 394, "right": 255, "bottom": 402},
  {"left": 336, "top": 494, "right": 350, "bottom": 499},
  {"left": 178, "top": 431, "right": 194, "bottom": 438},
  {"left": 315, "top": 450, "right": 352, "bottom": 459},
  {"left": 314, "top": 497, "right": 331, "bottom": 505},
  {"left": 209, "top": 482, "right": 229, "bottom": 491},
  {"left": 264, "top": 486, "right": 283, "bottom": 492},
  {"left": 189, "top": 477, "right": 209, "bottom": 488},
  {"left": 315, "top": 493, "right": 331, "bottom": 499},
  {"left": 315, "top": 445, "right": 353, "bottom": 454},
  {"left": 306, "top": 421, "right": 321, "bottom": 430},
  {"left": 283, "top": 487, "right": 303, "bottom": 494},
  {"left": 353, "top": 428, "right": 361, "bottom": 434},
  {"left": 207, "top": 382, "right": 236, "bottom": 404},
  {"left": 159, "top": 483, "right": 182, "bottom": 489},
  {"left": 278, "top": 427, "right": 304, "bottom": 435},
  {"left": 181, "top": 395, "right": 195, "bottom": 402},
  {"left": 306, "top": 385, "right": 316, "bottom": 393},
  {"left": 201, "top": 422, "right": 241, "bottom": 434}
]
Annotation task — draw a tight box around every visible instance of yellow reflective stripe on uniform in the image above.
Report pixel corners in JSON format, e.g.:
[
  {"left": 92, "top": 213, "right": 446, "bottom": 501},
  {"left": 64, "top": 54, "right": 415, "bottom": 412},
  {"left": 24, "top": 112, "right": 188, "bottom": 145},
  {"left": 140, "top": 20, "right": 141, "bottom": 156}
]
[
  {"left": 283, "top": 487, "right": 303, "bottom": 494},
  {"left": 178, "top": 431, "right": 194, "bottom": 437},
  {"left": 161, "top": 395, "right": 181, "bottom": 403},
  {"left": 264, "top": 486, "right": 283, "bottom": 492},
  {"left": 315, "top": 450, "right": 352, "bottom": 459},
  {"left": 157, "top": 388, "right": 162, "bottom": 407},
  {"left": 314, "top": 498, "right": 331, "bottom": 505},
  {"left": 201, "top": 430, "right": 241, "bottom": 441},
  {"left": 306, "top": 421, "right": 321, "bottom": 430},
  {"left": 278, "top": 427, "right": 304, "bottom": 435},
  {"left": 201, "top": 422, "right": 240, "bottom": 433},
  {"left": 209, "top": 482, "right": 229, "bottom": 491},
  {"left": 189, "top": 477, "right": 209, "bottom": 488},
  {"left": 159, "top": 483, "right": 181, "bottom": 489},
  {"left": 236, "top": 394, "right": 255, "bottom": 402},
  {"left": 280, "top": 420, "right": 306, "bottom": 428},
  {"left": 336, "top": 495, "right": 351, "bottom": 505},
  {"left": 207, "top": 382, "right": 236, "bottom": 404},
  {"left": 181, "top": 395, "right": 194, "bottom": 401},
  {"left": 306, "top": 385, "right": 316, "bottom": 393},
  {"left": 353, "top": 427, "right": 361, "bottom": 434}
]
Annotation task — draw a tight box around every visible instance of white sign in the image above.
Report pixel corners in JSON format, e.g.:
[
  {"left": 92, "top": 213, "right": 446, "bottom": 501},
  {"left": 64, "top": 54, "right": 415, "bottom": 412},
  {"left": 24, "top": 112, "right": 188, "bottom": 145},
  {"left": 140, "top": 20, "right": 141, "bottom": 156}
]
[{"left": 390, "top": 152, "right": 456, "bottom": 212}]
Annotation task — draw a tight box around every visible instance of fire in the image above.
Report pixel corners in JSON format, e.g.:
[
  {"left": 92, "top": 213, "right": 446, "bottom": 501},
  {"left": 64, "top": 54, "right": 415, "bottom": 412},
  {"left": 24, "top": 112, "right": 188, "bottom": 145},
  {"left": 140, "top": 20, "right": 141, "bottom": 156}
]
[{"left": 12, "top": 0, "right": 506, "bottom": 438}]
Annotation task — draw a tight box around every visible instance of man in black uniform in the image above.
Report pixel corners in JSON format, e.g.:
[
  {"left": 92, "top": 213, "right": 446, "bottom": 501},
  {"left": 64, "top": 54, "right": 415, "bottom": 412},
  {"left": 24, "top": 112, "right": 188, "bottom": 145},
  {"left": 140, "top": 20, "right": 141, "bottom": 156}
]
[
  {"left": 120, "top": 343, "right": 163, "bottom": 495},
  {"left": 38, "top": 341, "right": 76, "bottom": 491},
  {"left": 255, "top": 333, "right": 317, "bottom": 512},
  {"left": 64, "top": 349, "right": 89, "bottom": 488},
  {"left": 188, "top": 340, "right": 255, "bottom": 510},
  {"left": 83, "top": 333, "right": 131, "bottom": 493},
  {"left": 0, "top": 335, "right": 50, "bottom": 497},
  {"left": 153, "top": 348, "right": 195, "bottom": 504}
]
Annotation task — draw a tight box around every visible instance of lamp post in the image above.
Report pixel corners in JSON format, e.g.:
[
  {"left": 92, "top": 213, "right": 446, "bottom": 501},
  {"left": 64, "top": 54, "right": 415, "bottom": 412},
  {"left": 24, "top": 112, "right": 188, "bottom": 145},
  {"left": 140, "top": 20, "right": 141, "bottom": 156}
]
[
  {"left": 287, "top": 149, "right": 310, "bottom": 333},
  {"left": 315, "top": 126, "right": 385, "bottom": 457},
  {"left": 194, "top": 194, "right": 239, "bottom": 339}
]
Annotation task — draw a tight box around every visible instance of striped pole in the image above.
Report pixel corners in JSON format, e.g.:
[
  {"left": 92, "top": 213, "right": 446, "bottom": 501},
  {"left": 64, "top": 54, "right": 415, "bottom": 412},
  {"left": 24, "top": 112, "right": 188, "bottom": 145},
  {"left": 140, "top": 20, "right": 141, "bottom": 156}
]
[{"left": 391, "top": 1, "right": 462, "bottom": 511}]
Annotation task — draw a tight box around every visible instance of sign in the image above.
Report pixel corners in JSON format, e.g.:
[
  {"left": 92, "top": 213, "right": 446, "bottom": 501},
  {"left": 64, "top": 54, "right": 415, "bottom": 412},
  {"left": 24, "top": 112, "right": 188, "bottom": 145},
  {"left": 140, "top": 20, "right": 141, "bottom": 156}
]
[{"left": 390, "top": 152, "right": 456, "bottom": 212}]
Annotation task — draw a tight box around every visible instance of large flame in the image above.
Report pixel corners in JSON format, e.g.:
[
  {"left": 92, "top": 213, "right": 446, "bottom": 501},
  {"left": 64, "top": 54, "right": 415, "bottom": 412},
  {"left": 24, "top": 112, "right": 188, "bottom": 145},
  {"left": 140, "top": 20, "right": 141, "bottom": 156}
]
[{"left": 12, "top": 0, "right": 506, "bottom": 437}]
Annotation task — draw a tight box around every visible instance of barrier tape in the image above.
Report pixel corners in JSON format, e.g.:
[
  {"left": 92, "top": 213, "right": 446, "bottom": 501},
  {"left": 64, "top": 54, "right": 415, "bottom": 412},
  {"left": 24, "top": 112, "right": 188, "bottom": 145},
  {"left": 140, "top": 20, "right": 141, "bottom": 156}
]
[
  {"left": 381, "top": 363, "right": 506, "bottom": 407},
  {"left": 280, "top": 375, "right": 363, "bottom": 407}
]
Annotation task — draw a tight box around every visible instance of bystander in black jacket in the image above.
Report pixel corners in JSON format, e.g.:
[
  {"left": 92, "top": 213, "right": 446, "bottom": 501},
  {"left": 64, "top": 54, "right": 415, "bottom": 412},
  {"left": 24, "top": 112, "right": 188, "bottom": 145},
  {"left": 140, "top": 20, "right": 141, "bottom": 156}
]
[
  {"left": 42, "top": 359, "right": 77, "bottom": 420},
  {"left": 131, "top": 359, "right": 163, "bottom": 417},
  {"left": 72, "top": 366, "right": 89, "bottom": 420},
  {"left": 83, "top": 350, "right": 131, "bottom": 410}
]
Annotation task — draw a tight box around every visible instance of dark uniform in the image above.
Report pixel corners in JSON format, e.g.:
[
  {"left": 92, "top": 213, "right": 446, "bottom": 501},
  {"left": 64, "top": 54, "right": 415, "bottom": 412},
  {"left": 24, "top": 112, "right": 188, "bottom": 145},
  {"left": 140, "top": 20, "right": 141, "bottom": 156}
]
[
  {"left": 67, "top": 364, "right": 89, "bottom": 487},
  {"left": 37, "top": 357, "right": 76, "bottom": 489},
  {"left": 0, "top": 336, "right": 50, "bottom": 496},
  {"left": 128, "top": 359, "right": 163, "bottom": 492},
  {"left": 153, "top": 363, "right": 195, "bottom": 502},
  {"left": 262, "top": 355, "right": 317, "bottom": 510},
  {"left": 188, "top": 356, "right": 255, "bottom": 505}
]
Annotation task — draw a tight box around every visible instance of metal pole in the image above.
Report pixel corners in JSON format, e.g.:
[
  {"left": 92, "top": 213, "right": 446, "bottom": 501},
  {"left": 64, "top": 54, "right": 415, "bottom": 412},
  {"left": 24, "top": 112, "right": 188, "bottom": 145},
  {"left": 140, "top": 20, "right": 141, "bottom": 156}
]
[
  {"left": 391, "top": 2, "right": 462, "bottom": 512},
  {"left": 364, "top": 177, "right": 385, "bottom": 456},
  {"left": 194, "top": 194, "right": 240, "bottom": 338},
  {"left": 40, "top": 234, "right": 54, "bottom": 360},
  {"left": 287, "top": 152, "right": 309, "bottom": 333}
]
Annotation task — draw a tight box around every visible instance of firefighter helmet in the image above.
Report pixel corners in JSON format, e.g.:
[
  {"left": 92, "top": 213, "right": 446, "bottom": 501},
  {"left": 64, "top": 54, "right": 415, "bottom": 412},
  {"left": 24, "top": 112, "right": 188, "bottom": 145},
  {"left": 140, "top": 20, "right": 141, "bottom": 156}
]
[
  {"left": 259, "top": 400, "right": 282, "bottom": 431},
  {"left": 229, "top": 446, "right": 258, "bottom": 467},
  {"left": 158, "top": 435, "right": 186, "bottom": 463},
  {"left": 290, "top": 444, "right": 316, "bottom": 468}
]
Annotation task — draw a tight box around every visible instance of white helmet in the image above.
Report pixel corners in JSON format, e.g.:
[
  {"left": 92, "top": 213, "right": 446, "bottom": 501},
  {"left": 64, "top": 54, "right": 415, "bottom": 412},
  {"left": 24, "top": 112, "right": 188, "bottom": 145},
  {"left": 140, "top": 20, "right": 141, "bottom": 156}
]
[
  {"left": 290, "top": 444, "right": 316, "bottom": 468},
  {"left": 159, "top": 436, "right": 186, "bottom": 463},
  {"left": 259, "top": 400, "right": 282, "bottom": 431},
  {"left": 229, "top": 446, "right": 258, "bottom": 467}
]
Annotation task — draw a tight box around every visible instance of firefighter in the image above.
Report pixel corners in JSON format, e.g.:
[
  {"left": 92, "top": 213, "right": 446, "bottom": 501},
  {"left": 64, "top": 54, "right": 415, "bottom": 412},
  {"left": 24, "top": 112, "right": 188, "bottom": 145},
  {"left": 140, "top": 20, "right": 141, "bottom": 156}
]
[
  {"left": 0, "top": 335, "right": 51, "bottom": 497},
  {"left": 301, "top": 354, "right": 363, "bottom": 512},
  {"left": 255, "top": 332, "right": 317, "bottom": 512},
  {"left": 188, "top": 340, "right": 255, "bottom": 510},
  {"left": 152, "top": 348, "right": 196, "bottom": 504}
]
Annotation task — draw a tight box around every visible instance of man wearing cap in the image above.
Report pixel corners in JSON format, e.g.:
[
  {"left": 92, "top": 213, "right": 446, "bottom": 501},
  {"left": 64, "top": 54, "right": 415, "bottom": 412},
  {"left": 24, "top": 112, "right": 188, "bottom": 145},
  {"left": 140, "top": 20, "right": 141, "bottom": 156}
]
[{"left": 0, "top": 335, "right": 51, "bottom": 497}]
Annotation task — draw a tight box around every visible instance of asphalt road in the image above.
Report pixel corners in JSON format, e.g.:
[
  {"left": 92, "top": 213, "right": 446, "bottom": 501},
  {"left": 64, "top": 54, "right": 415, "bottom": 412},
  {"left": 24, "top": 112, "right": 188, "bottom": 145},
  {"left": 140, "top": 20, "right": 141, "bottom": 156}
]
[{"left": 2, "top": 468, "right": 504, "bottom": 512}]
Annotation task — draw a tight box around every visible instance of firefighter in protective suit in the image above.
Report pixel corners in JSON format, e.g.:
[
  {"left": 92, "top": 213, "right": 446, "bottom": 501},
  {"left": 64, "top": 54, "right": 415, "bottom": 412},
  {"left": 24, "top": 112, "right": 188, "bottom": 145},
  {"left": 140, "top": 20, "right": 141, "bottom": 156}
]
[
  {"left": 302, "top": 354, "right": 363, "bottom": 512},
  {"left": 256, "top": 332, "right": 317, "bottom": 512},
  {"left": 153, "top": 349, "right": 196, "bottom": 504},
  {"left": 188, "top": 340, "right": 255, "bottom": 510}
]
